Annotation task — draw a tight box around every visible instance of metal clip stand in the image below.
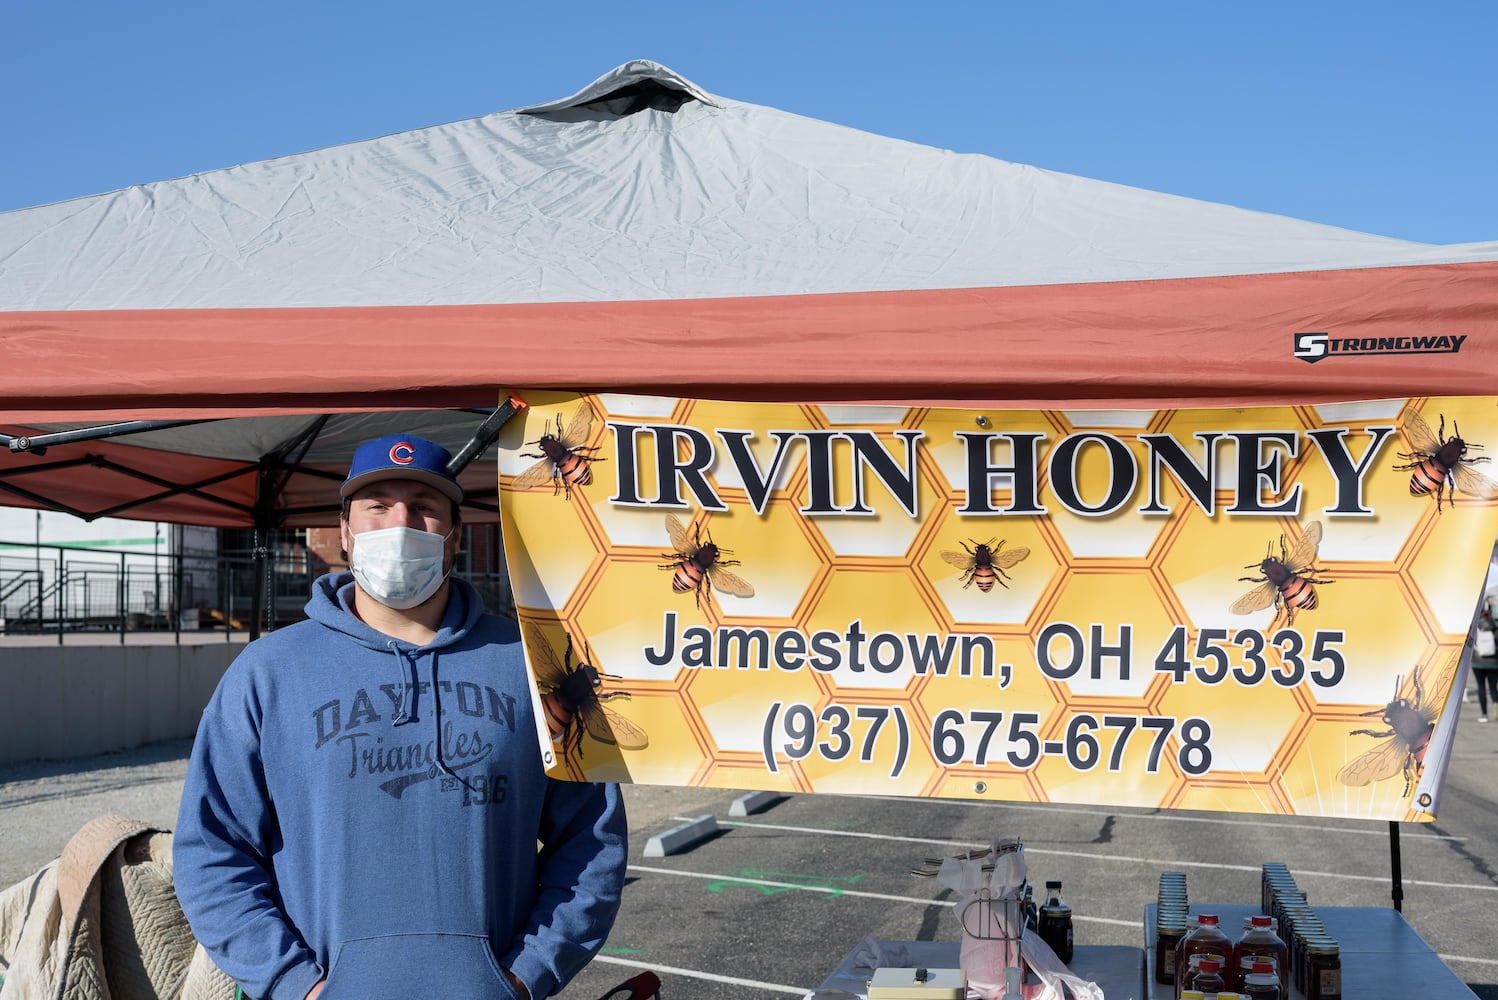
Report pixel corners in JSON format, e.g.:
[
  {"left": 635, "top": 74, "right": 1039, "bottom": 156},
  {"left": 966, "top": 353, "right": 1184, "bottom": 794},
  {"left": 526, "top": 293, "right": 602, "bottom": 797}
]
[{"left": 960, "top": 888, "right": 1025, "bottom": 1000}]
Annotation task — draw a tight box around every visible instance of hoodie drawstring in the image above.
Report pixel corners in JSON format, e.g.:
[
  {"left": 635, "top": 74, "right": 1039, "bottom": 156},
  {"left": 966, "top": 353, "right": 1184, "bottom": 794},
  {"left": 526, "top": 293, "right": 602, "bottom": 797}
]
[
  {"left": 388, "top": 640, "right": 417, "bottom": 726},
  {"left": 389, "top": 640, "right": 473, "bottom": 790},
  {"left": 431, "top": 650, "right": 472, "bottom": 786}
]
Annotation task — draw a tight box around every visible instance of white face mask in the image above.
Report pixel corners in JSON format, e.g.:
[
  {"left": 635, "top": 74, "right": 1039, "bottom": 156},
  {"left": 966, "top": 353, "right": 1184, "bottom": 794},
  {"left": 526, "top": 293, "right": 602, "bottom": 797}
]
[{"left": 350, "top": 526, "right": 452, "bottom": 610}]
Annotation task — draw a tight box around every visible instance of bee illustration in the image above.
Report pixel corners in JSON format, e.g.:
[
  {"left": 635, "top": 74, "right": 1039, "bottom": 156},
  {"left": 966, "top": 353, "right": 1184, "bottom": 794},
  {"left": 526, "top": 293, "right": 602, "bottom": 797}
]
[
  {"left": 524, "top": 623, "right": 648, "bottom": 759},
  {"left": 1338, "top": 652, "right": 1458, "bottom": 797},
  {"left": 1230, "top": 520, "right": 1334, "bottom": 628},
  {"left": 512, "top": 404, "right": 603, "bottom": 498},
  {"left": 660, "top": 512, "right": 755, "bottom": 610},
  {"left": 939, "top": 538, "right": 1030, "bottom": 592},
  {"left": 1393, "top": 410, "right": 1498, "bottom": 512}
]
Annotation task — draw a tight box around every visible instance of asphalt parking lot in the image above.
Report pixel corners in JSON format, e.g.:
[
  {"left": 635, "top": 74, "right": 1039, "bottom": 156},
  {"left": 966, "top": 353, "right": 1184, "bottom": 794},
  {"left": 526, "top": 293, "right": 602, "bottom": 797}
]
[{"left": 3, "top": 682, "right": 1496, "bottom": 999}]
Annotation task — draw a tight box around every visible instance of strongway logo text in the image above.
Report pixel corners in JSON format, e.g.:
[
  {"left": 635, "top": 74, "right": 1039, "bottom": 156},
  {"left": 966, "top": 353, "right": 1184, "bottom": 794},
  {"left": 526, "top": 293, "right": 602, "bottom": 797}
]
[{"left": 1294, "top": 331, "right": 1467, "bottom": 365}]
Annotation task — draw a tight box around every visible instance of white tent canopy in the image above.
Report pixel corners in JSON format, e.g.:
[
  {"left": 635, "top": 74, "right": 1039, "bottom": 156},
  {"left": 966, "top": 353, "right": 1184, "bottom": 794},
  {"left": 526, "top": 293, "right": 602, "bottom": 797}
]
[{"left": 6, "top": 60, "right": 1495, "bottom": 314}]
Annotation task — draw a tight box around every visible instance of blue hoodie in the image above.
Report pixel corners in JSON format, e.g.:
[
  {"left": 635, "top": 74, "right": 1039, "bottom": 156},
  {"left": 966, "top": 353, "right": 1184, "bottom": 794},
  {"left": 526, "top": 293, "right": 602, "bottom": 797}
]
[{"left": 174, "top": 573, "right": 626, "bottom": 1000}]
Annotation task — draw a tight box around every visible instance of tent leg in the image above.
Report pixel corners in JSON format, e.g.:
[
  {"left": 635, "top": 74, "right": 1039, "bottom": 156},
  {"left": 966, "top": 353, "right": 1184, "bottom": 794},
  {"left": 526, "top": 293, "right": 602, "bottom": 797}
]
[
  {"left": 1389, "top": 820, "right": 1403, "bottom": 912},
  {"left": 247, "top": 449, "right": 291, "bottom": 642},
  {"left": 250, "top": 530, "right": 268, "bottom": 642}
]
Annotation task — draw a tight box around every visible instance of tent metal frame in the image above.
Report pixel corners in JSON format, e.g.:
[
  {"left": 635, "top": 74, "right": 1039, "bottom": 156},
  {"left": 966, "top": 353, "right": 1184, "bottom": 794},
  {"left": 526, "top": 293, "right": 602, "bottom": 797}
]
[
  {"left": 1, "top": 402, "right": 518, "bottom": 522},
  {"left": 1, "top": 396, "right": 524, "bottom": 639},
  {"left": 0, "top": 451, "right": 258, "bottom": 521}
]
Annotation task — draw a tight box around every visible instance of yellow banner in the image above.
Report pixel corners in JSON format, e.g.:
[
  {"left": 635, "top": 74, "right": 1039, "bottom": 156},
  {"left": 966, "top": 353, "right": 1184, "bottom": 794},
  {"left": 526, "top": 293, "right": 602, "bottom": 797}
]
[{"left": 496, "top": 392, "right": 1498, "bottom": 821}]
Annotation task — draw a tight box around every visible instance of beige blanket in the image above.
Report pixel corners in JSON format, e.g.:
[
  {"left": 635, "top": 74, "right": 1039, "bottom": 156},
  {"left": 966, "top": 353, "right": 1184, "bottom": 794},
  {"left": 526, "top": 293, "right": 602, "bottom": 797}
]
[{"left": 0, "top": 816, "right": 233, "bottom": 1000}]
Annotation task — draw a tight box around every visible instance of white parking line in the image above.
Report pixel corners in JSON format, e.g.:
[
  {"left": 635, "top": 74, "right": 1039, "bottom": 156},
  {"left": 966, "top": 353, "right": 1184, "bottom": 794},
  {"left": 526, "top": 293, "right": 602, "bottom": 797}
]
[
  {"left": 628, "top": 863, "right": 1140, "bottom": 927},
  {"left": 591, "top": 952, "right": 807, "bottom": 995},
  {"left": 854, "top": 794, "right": 1466, "bottom": 842},
  {"left": 1439, "top": 953, "right": 1498, "bottom": 968},
  {"left": 690, "top": 818, "right": 1498, "bottom": 894}
]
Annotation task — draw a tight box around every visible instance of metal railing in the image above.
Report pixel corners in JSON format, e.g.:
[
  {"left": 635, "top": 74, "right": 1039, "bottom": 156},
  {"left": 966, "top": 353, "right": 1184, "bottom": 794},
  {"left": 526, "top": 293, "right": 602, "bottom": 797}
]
[{"left": 0, "top": 540, "right": 514, "bottom": 642}]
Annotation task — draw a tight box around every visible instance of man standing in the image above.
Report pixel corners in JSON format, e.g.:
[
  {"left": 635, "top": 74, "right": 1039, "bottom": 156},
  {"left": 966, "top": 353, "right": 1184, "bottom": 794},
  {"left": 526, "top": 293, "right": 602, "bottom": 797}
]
[
  {"left": 174, "top": 434, "right": 626, "bottom": 999},
  {"left": 1475, "top": 596, "right": 1498, "bottom": 722}
]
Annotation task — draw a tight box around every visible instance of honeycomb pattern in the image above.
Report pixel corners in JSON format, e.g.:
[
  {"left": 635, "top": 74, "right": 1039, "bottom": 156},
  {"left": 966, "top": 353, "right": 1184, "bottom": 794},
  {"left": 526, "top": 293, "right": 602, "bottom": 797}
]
[{"left": 498, "top": 391, "right": 1498, "bottom": 821}]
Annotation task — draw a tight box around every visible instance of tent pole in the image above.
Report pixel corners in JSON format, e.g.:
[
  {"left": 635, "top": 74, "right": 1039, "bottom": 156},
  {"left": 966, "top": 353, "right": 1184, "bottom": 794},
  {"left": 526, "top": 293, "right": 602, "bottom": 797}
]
[
  {"left": 250, "top": 526, "right": 270, "bottom": 642},
  {"left": 249, "top": 461, "right": 278, "bottom": 642},
  {"left": 1389, "top": 821, "right": 1404, "bottom": 912},
  {"left": 3, "top": 419, "right": 214, "bottom": 455},
  {"left": 247, "top": 416, "right": 335, "bottom": 641}
]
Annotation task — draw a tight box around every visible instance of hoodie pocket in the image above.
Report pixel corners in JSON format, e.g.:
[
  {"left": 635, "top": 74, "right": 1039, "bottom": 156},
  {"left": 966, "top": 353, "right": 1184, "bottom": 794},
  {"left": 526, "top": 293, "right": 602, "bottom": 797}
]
[{"left": 321, "top": 932, "right": 521, "bottom": 1000}]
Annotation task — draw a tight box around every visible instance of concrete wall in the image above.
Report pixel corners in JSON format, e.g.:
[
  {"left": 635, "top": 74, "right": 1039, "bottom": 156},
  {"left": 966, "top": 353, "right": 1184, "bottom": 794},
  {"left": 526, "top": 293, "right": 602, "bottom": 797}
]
[{"left": 1, "top": 638, "right": 245, "bottom": 764}]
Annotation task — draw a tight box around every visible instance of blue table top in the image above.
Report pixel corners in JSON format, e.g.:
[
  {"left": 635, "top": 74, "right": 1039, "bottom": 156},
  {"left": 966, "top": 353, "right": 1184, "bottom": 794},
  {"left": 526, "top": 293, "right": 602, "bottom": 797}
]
[{"left": 1143, "top": 903, "right": 1475, "bottom": 999}]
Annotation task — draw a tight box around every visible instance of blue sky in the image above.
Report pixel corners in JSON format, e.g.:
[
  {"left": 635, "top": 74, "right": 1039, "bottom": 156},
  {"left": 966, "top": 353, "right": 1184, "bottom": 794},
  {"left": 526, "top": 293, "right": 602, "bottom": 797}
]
[{"left": 3, "top": 1, "right": 1495, "bottom": 244}]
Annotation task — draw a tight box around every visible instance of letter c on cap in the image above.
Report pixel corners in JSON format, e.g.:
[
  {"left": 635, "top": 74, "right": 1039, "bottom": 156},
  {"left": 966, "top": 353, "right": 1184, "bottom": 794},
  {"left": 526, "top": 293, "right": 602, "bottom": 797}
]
[{"left": 390, "top": 442, "right": 416, "bottom": 465}]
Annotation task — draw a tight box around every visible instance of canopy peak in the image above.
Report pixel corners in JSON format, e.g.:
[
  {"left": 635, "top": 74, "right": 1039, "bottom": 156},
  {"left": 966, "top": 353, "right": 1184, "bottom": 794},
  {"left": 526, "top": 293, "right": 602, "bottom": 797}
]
[{"left": 519, "top": 59, "right": 720, "bottom": 117}]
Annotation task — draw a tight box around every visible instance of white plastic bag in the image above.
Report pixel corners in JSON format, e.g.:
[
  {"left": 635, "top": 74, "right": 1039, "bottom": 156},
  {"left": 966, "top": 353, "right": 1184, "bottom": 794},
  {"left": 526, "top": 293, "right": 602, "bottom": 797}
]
[
  {"left": 938, "top": 839, "right": 1023, "bottom": 998},
  {"left": 935, "top": 838, "right": 1105, "bottom": 1000}
]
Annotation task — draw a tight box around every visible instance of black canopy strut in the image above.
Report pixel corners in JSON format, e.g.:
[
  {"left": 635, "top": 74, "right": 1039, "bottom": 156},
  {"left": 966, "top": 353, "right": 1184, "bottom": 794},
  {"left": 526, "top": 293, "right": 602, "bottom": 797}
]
[
  {"left": 3, "top": 419, "right": 213, "bottom": 456},
  {"left": 3, "top": 399, "right": 526, "bottom": 640},
  {"left": 0, "top": 403, "right": 520, "bottom": 525}
]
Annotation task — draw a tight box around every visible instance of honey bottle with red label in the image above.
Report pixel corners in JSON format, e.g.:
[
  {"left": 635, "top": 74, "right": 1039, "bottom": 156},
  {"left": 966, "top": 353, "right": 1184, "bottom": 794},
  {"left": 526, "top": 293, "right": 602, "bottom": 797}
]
[
  {"left": 1234, "top": 914, "right": 1289, "bottom": 993},
  {"left": 1175, "top": 913, "right": 1232, "bottom": 1000}
]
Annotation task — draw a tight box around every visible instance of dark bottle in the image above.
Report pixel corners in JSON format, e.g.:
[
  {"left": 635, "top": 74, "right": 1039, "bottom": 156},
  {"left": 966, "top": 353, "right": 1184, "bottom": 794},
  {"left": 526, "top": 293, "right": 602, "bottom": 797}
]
[
  {"left": 1233, "top": 914, "right": 1289, "bottom": 993},
  {"left": 1175, "top": 914, "right": 1232, "bottom": 1000},
  {"left": 1307, "top": 939, "right": 1341, "bottom": 1000},
  {"left": 1190, "top": 958, "right": 1226, "bottom": 998},
  {"left": 1155, "top": 916, "right": 1187, "bottom": 986},
  {"left": 1242, "top": 959, "right": 1282, "bottom": 1000},
  {"left": 1022, "top": 883, "right": 1039, "bottom": 934},
  {"left": 1037, "top": 879, "right": 1073, "bottom": 963}
]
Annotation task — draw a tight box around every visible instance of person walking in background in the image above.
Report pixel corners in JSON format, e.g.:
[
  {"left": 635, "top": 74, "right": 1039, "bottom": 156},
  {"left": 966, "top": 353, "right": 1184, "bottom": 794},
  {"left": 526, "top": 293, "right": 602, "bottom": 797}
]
[
  {"left": 1475, "top": 597, "right": 1498, "bottom": 722},
  {"left": 173, "top": 433, "right": 627, "bottom": 999}
]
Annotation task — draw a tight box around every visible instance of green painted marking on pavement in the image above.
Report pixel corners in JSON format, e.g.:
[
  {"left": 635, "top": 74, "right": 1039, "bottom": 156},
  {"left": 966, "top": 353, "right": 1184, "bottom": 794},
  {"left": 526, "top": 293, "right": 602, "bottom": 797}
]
[
  {"left": 601, "top": 946, "right": 641, "bottom": 955},
  {"left": 706, "top": 868, "right": 865, "bottom": 896}
]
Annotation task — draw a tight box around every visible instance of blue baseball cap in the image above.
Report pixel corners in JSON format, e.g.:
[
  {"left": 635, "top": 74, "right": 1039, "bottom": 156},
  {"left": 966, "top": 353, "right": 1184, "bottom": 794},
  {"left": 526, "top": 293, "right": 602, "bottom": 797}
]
[{"left": 341, "top": 434, "right": 463, "bottom": 503}]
